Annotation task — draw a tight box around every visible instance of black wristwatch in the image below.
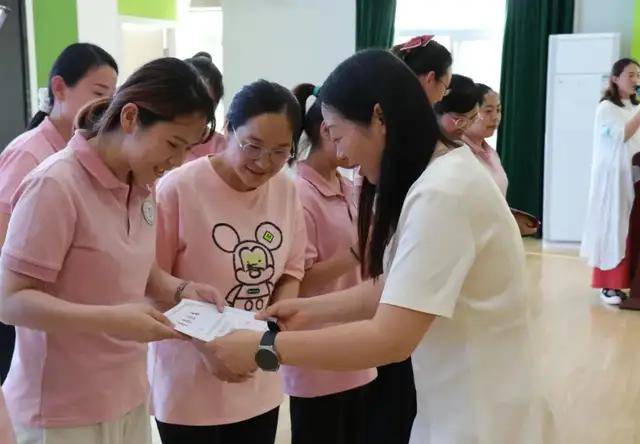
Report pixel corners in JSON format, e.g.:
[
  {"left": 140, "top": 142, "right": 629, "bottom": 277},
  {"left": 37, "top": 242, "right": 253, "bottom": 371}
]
[{"left": 255, "top": 330, "right": 280, "bottom": 372}]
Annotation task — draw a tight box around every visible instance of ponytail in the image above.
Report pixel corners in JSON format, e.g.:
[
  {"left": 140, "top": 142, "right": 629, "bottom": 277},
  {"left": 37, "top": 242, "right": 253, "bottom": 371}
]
[{"left": 291, "top": 83, "right": 323, "bottom": 162}]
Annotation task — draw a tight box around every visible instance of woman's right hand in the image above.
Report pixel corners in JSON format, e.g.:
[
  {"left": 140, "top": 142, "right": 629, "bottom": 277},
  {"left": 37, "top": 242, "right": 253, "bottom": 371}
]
[{"left": 104, "top": 303, "right": 185, "bottom": 343}]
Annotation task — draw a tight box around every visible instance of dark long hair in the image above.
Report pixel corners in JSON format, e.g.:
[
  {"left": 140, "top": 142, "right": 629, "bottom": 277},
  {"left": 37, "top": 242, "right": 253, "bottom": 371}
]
[
  {"left": 292, "top": 83, "right": 323, "bottom": 159},
  {"left": 602, "top": 58, "right": 640, "bottom": 107},
  {"left": 28, "top": 43, "right": 118, "bottom": 130},
  {"left": 75, "top": 58, "right": 214, "bottom": 140},
  {"left": 320, "top": 49, "right": 441, "bottom": 278}
]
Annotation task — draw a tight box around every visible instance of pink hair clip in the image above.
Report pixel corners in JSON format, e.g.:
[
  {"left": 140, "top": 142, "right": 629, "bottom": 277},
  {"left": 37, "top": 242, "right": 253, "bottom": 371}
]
[{"left": 400, "top": 35, "right": 435, "bottom": 53}]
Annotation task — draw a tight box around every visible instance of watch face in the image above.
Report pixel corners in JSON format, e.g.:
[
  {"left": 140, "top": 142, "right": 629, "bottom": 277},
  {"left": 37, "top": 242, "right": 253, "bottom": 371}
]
[{"left": 255, "top": 348, "right": 279, "bottom": 371}]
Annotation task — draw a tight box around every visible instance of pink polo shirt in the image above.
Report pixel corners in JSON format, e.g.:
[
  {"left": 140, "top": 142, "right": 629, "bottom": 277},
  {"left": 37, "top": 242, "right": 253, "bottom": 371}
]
[
  {"left": 281, "top": 164, "right": 376, "bottom": 398},
  {"left": 1, "top": 133, "right": 154, "bottom": 428},
  {"left": 149, "top": 156, "right": 306, "bottom": 425},
  {"left": 0, "top": 389, "right": 15, "bottom": 444},
  {"left": 0, "top": 117, "right": 66, "bottom": 214},
  {"left": 184, "top": 132, "right": 225, "bottom": 163},
  {"left": 461, "top": 135, "right": 509, "bottom": 196}
]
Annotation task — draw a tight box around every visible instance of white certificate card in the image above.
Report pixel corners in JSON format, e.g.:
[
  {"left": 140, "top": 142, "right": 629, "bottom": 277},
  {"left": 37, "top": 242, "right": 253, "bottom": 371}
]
[{"left": 164, "top": 299, "right": 268, "bottom": 342}]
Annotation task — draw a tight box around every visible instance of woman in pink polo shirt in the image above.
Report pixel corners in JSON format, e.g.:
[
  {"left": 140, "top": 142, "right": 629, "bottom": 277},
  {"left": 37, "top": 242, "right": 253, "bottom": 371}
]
[
  {"left": 0, "top": 43, "right": 118, "bottom": 241},
  {"left": 0, "top": 57, "right": 220, "bottom": 444},
  {"left": 184, "top": 52, "right": 226, "bottom": 162},
  {"left": 0, "top": 43, "right": 118, "bottom": 382},
  {"left": 283, "top": 83, "right": 376, "bottom": 444},
  {"left": 149, "top": 79, "right": 306, "bottom": 444}
]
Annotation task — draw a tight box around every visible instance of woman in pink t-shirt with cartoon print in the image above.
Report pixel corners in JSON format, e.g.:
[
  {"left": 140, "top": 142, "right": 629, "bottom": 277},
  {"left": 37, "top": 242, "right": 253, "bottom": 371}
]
[{"left": 150, "top": 79, "right": 306, "bottom": 444}]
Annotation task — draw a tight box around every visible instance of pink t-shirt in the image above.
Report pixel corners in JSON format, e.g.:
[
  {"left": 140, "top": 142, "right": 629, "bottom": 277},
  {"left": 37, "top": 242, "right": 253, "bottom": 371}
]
[
  {"left": 0, "top": 117, "right": 66, "bottom": 214},
  {"left": 281, "top": 164, "right": 376, "bottom": 398},
  {"left": 184, "top": 132, "right": 225, "bottom": 163},
  {"left": 461, "top": 136, "right": 509, "bottom": 196},
  {"left": 1, "top": 133, "right": 154, "bottom": 428},
  {"left": 0, "top": 389, "right": 15, "bottom": 444},
  {"left": 149, "top": 156, "right": 306, "bottom": 425}
]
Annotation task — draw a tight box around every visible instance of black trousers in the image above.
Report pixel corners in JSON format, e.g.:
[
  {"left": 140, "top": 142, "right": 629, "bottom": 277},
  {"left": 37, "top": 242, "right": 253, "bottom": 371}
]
[
  {"left": 0, "top": 323, "right": 14, "bottom": 383},
  {"left": 156, "top": 407, "right": 279, "bottom": 444},
  {"left": 290, "top": 383, "right": 370, "bottom": 444},
  {"left": 365, "top": 358, "right": 417, "bottom": 444}
]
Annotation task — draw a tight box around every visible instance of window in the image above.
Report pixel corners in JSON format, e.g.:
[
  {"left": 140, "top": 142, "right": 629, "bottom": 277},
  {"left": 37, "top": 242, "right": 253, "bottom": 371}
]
[{"left": 394, "top": 0, "right": 506, "bottom": 88}]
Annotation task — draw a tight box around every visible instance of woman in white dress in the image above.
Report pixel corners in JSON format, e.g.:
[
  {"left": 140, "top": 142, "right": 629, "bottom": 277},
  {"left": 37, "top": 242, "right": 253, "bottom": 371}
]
[
  {"left": 207, "top": 49, "right": 552, "bottom": 443},
  {"left": 582, "top": 58, "right": 640, "bottom": 305}
]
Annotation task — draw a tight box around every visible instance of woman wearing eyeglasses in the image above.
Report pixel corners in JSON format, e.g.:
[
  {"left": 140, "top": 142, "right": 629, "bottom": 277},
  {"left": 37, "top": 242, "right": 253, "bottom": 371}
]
[
  {"left": 149, "top": 79, "right": 307, "bottom": 444},
  {"left": 433, "top": 74, "right": 480, "bottom": 147}
]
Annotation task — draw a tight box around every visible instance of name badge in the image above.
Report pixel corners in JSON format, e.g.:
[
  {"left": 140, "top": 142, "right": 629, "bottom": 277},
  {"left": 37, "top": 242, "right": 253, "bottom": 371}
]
[{"left": 142, "top": 199, "right": 155, "bottom": 226}]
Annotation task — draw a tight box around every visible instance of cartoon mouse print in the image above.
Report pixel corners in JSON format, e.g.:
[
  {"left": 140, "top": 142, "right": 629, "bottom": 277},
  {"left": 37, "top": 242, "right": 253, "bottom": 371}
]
[{"left": 212, "top": 221, "right": 283, "bottom": 311}]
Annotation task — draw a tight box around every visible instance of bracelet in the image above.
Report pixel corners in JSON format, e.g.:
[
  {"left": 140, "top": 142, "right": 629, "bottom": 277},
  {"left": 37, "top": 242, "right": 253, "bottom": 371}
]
[
  {"left": 349, "top": 246, "right": 360, "bottom": 262},
  {"left": 174, "top": 281, "right": 189, "bottom": 303}
]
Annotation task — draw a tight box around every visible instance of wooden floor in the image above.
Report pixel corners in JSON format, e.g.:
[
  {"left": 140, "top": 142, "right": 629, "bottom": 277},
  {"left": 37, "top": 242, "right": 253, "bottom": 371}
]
[
  {"left": 524, "top": 240, "right": 640, "bottom": 444},
  {"left": 155, "top": 239, "right": 640, "bottom": 443}
]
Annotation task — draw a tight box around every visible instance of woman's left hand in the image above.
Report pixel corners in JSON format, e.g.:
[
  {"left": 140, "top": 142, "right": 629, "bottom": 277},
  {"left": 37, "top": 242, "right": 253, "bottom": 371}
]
[{"left": 208, "top": 330, "right": 263, "bottom": 374}]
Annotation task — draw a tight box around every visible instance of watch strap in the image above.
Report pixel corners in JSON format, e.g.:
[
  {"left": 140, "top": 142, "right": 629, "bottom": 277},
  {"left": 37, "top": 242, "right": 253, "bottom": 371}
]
[{"left": 260, "top": 330, "right": 278, "bottom": 348}]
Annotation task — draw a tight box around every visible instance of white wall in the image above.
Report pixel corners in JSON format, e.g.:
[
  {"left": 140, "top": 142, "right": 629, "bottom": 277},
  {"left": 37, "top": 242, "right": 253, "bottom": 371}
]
[
  {"left": 574, "top": 0, "right": 635, "bottom": 56},
  {"left": 175, "top": 1, "right": 225, "bottom": 126},
  {"left": 120, "top": 25, "right": 166, "bottom": 81},
  {"left": 24, "top": 0, "right": 38, "bottom": 114},
  {"left": 222, "top": 0, "right": 355, "bottom": 103},
  {"left": 76, "top": 0, "right": 122, "bottom": 63},
  {"left": 76, "top": 0, "right": 177, "bottom": 85}
]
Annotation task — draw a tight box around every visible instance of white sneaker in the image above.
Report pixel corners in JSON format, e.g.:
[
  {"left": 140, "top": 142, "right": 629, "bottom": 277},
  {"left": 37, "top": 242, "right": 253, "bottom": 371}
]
[{"left": 600, "top": 289, "right": 622, "bottom": 305}]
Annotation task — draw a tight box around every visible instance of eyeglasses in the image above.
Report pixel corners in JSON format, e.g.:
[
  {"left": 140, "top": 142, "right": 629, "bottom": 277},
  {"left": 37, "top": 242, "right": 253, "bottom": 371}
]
[
  {"left": 449, "top": 113, "right": 479, "bottom": 129},
  {"left": 232, "top": 127, "right": 293, "bottom": 163}
]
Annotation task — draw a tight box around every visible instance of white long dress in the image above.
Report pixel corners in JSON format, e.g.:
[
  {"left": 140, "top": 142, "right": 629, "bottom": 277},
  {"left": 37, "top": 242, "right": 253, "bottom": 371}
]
[{"left": 581, "top": 99, "right": 640, "bottom": 270}]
